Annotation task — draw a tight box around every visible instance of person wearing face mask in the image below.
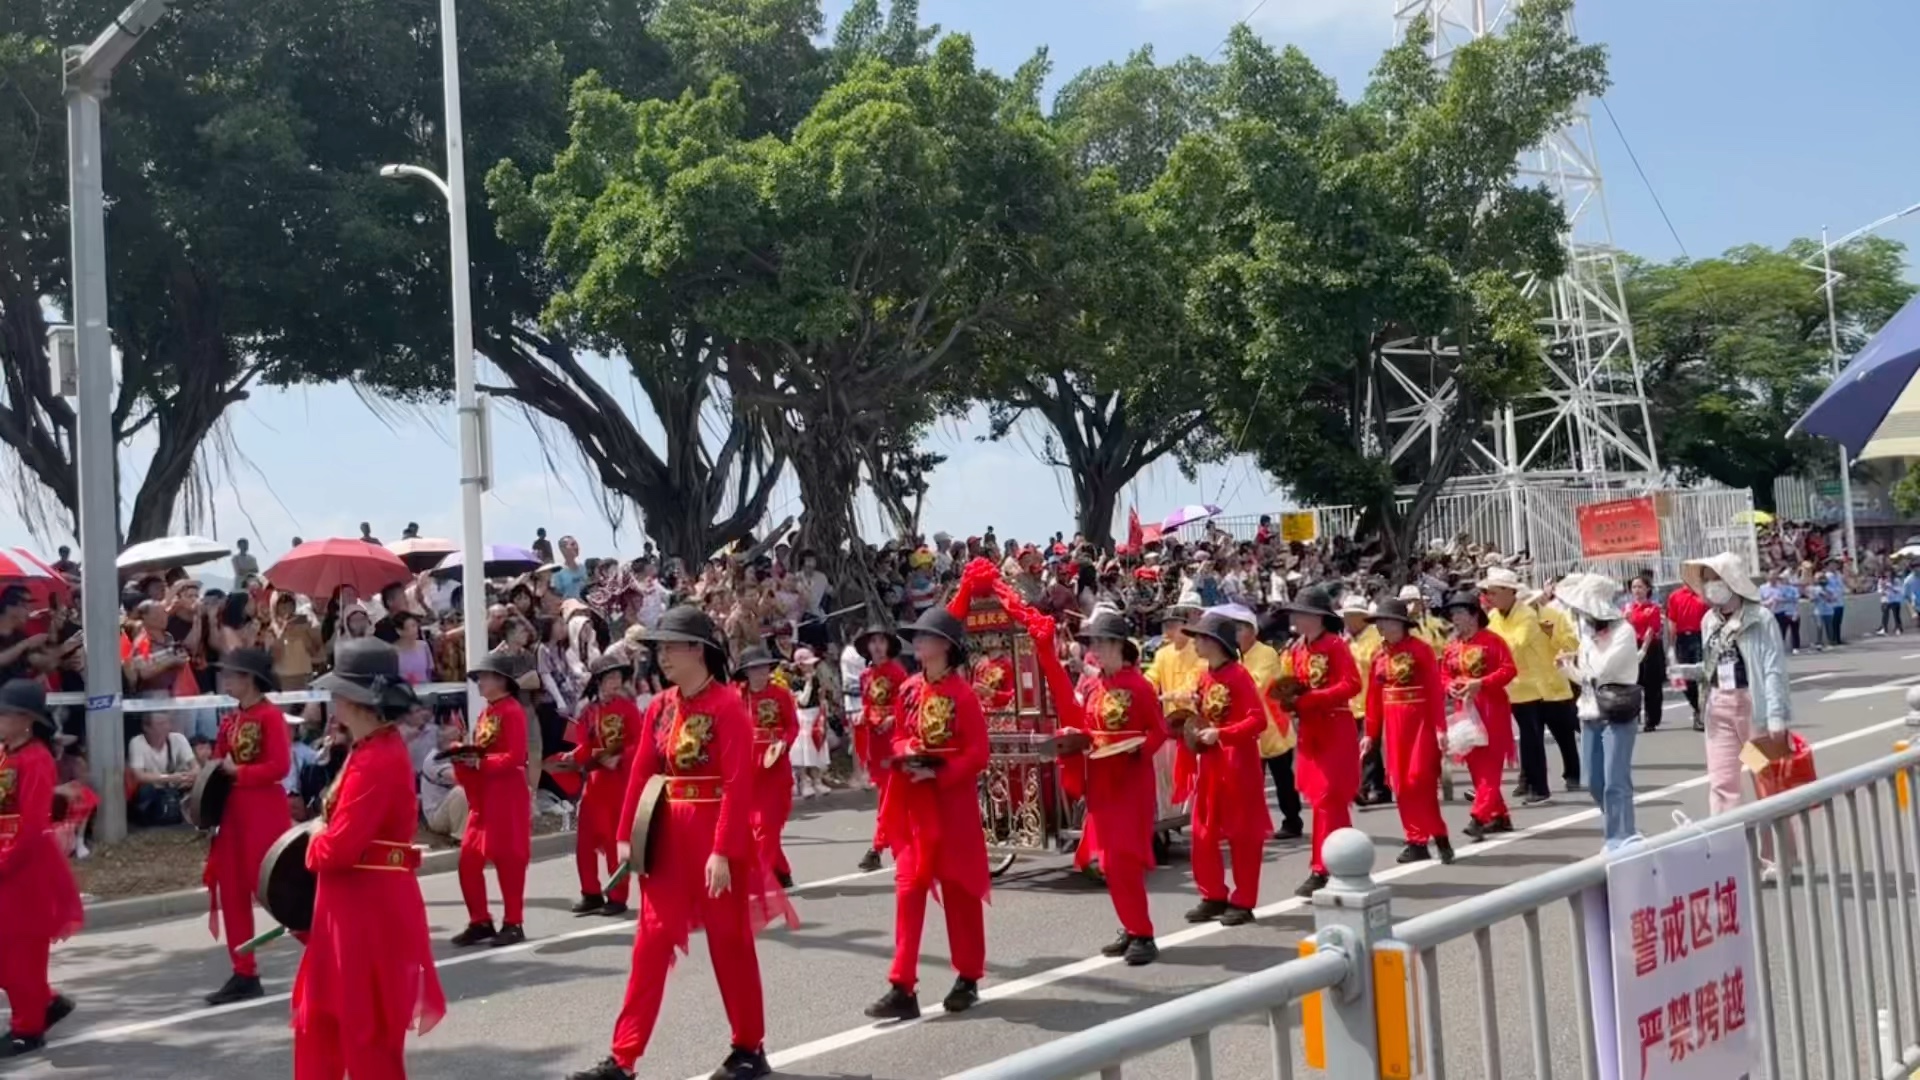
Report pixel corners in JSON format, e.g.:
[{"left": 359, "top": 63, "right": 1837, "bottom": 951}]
[{"left": 1679, "top": 554, "right": 1793, "bottom": 832}]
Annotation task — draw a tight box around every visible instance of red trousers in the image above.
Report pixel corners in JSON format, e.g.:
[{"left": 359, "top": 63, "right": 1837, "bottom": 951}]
[
  {"left": 870, "top": 771, "right": 892, "bottom": 852},
  {"left": 611, "top": 890, "right": 764, "bottom": 1068},
  {"left": 458, "top": 844, "right": 527, "bottom": 926},
  {"left": 1191, "top": 836, "right": 1263, "bottom": 908},
  {"left": 1309, "top": 800, "right": 1352, "bottom": 876},
  {"left": 217, "top": 868, "right": 260, "bottom": 978},
  {"left": 294, "top": 1013, "right": 407, "bottom": 1079},
  {"left": 575, "top": 825, "right": 628, "bottom": 905},
  {"left": 888, "top": 880, "right": 985, "bottom": 993},
  {"left": 1465, "top": 744, "right": 1508, "bottom": 824},
  {"left": 1105, "top": 857, "right": 1154, "bottom": 937},
  {"left": 1394, "top": 776, "right": 1448, "bottom": 845},
  {"left": 0, "top": 935, "right": 52, "bottom": 1037}
]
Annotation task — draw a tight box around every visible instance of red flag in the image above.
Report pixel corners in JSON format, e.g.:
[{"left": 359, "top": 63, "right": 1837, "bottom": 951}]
[{"left": 1127, "top": 507, "right": 1144, "bottom": 551}]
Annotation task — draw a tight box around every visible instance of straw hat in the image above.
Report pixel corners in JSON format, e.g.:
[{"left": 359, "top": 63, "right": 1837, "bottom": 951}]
[
  {"left": 1555, "top": 573, "right": 1624, "bottom": 622},
  {"left": 1682, "top": 553, "right": 1762, "bottom": 604},
  {"left": 1477, "top": 566, "right": 1525, "bottom": 592},
  {"left": 1336, "top": 595, "right": 1373, "bottom": 619}
]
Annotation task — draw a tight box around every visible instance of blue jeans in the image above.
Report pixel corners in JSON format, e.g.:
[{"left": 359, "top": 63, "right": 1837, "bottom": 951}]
[{"left": 1582, "top": 719, "right": 1638, "bottom": 849}]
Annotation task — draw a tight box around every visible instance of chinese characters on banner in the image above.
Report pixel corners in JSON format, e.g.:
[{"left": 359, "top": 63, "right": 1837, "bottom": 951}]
[
  {"left": 1279, "top": 512, "right": 1317, "bottom": 544},
  {"left": 1577, "top": 496, "right": 1663, "bottom": 559},
  {"left": 1606, "top": 826, "right": 1757, "bottom": 1080}
]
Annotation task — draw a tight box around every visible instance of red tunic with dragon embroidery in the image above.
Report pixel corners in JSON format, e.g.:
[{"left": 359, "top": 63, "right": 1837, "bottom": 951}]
[
  {"left": 204, "top": 698, "right": 293, "bottom": 936},
  {"left": 0, "top": 739, "right": 83, "bottom": 947},
  {"left": 858, "top": 660, "right": 909, "bottom": 771},
  {"left": 742, "top": 681, "right": 800, "bottom": 855},
  {"left": 1056, "top": 665, "right": 1167, "bottom": 870},
  {"left": 1188, "top": 661, "right": 1273, "bottom": 843},
  {"left": 1285, "top": 633, "right": 1362, "bottom": 808},
  {"left": 882, "top": 670, "right": 991, "bottom": 899},
  {"left": 570, "top": 695, "right": 644, "bottom": 841},
  {"left": 1441, "top": 630, "right": 1518, "bottom": 760},
  {"left": 970, "top": 654, "right": 1016, "bottom": 712},
  {"left": 454, "top": 694, "right": 531, "bottom": 864},
  {"left": 1366, "top": 637, "right": 1447, "bottom": 793}
]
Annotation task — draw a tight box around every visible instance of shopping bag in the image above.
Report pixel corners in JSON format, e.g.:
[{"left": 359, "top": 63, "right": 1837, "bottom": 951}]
[
  {"left": 1445, "top": 701, "right": 1488, "bottom": 760},
  {"left": 1752, "top": 732, "right": 1816, "bottom": 800}
]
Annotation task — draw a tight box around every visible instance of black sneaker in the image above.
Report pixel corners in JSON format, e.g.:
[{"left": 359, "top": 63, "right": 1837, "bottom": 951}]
[
  {"left": 205, "top": 974, "right": 264, "bottom": 1007},
  {"left": 488, "top": 923, "right": 527, "bottom": 948},
  {"left": 572, "top": 893, "right": 607, "bottom": 916},
  {"left": 1485, "top": 816, "right": 1514, "bottom": 835},
  {"left": 1462, "top": 817, "right": 1487, "bottom": 841},
  {"left": 452, "top": 921, "right": 497, "bottom": 947},
  {"left": 709, "top": 1045, "right": 772, "bottom": 1080},
  {"left": 43, "top": 995, "right": 74, "bottom": 1033},
  {"left": 597, "top": 900, "right": 629, "bottom": 918},
  {"left": 1100, "top": 930, "right": 1132, "bottom": 957},
  {"left": 1641, "top": 721, "right": 1659, "bottom": 733},
  {"left": 1522, "top": 792, "right": 1553, "bottom": 807},
  {"left": 864, "top": 983, "right": 920, "bottom": 1021},
  {"left": 858, "top": 848, "right": 883, "bottom": 873},
  {"left": 942, "top": 977, "right": 981, "bottom": 1014},
  {"left": 1218, "top": 906, "right": 1255, "bottom": 927},
  {"left": 1123, "top": 936, "right": 1159, "bottom": 966},
  {"left": 567, "top": 1057, "right": 633, "bottom": 1080},
  {"left": 1275, "top": 819, "right": 1304, "bottom": 840},
  {"left": 0, "top": 1033, "right": 45, "bottom": 1059},
  {"left": 1564, "top": 780, "right": 1582, "bottom": 794},
  {"left": 1294, "top": 872, "right": 1330, "bottom": 899},
  {"left": 775, "top": 868, "right": 795, "bottom": 889},
  {"left": 1395, "top": 843, "right": 1431, "bottom": 865},
  {"left": 1435, "top": 837, "right": 1455, "bottom": 865},
  {"left": 1692, "top": 717, "right": 1705, "bottom": 733},
  {"left": 1184, "top": 898, "right": 1230, "bottom": 923},
  {"left": 1510, "top": 782, "right": 1528, "bottom": 799}
]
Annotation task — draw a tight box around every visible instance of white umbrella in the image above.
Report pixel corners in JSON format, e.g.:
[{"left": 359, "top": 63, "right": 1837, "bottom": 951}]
[
  {"left": 1161, "top": 504, "right": 1224, "bottom": 531},
  {"left": 116, "top": 536, "right": 231, "bottom": 576}
]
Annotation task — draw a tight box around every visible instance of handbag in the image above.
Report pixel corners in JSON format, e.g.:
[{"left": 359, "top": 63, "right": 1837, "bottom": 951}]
[
  {"left": 1593, "top": 683, "right": 1643, "bottom": 723},
  {"left": 1752, "top": 733, "right": 1816, "bottom": 800}
]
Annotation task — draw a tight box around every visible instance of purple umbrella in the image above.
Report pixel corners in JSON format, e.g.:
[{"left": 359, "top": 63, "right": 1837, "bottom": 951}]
[
  {"left": 1161, "top": 504, "right": 1224, "bottom": 531},
  {"left": 430, "top": 544, "right": 544, "bottom": 581}
]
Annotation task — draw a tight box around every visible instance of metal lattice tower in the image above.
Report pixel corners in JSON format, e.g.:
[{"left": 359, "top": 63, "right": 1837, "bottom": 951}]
[{"left": 1377, "top": 0, "right": 1660, "bottom": 491}]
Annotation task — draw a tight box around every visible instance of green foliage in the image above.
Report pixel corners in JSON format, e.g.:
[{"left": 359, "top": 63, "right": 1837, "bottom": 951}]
[{"left": 1627, "top": 236, "right": 1916, "bottom": 506}]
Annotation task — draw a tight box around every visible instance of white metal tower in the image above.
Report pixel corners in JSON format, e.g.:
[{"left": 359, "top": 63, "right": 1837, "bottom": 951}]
[{"left": 1377, "top": 0, "right": 1660, "bottom": 490}]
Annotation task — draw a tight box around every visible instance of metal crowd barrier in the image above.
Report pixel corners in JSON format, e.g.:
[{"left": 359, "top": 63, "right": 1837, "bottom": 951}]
[
  {"left": 952, "top": 743, "right": 1920, "bottom": 1080},
  {"left": 45, "top": 683, "right": 471, "bottom": 711}
]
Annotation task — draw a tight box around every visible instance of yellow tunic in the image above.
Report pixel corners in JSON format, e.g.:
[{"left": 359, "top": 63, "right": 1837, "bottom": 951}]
[
  {"left": 1488, "top": 601, "right": 1575, "bottom": 704},
  {"left": 1347, "top": 626, "right": 1381, "bottom": 719},
  {"left": 1240, "top": 640, "right": 1295, "bottom": 756},
  {"left": 1146, "top": 638, "right": 1203, "bottom": 698}
]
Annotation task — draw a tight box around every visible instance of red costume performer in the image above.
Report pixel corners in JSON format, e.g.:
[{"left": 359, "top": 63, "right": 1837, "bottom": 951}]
[
  {"left": 1365, "top": 614, "right": 1451, "bottom": 862},
  {"left": 0, "top": 682, "right": 82, "bottom": 1058},
  {"left": 590, "top": 659, "right": 795, "bottom": 1079},
  {"left": 866, "top": 606, "right": 992, "bottom": 1020},
  {"left": 569, "top": 676, "right": 643, "bottom": 915},
  {"left": 205, "top": 691, "right": 293, "bottom": 998},
  {"left": 971, "top": 653, "right": 1015, "bottom": 711},
  {"left": 453, "top": 654, "right": 532, "bottom": 945},
  {"left": 1181, "top": 612, "right": 1273, "bottom": 921},
  {"left": 741, "top": 662, "right": 801, "bottom": 887},
  {"left": 293, "top": 723, "right": 446, "bottom": 1079},
  {"left": 857, "top": 650, "right": 908, "bottom": 870},
  {"left": 1033, "top": 612, "right": 1166, "bottom": 958},
  {"left": 1442, "top": 623, "right": 1519, "bottom": 839},
  {"left": 1282, "top": 589, "right": 1363, "bottom": 894}
]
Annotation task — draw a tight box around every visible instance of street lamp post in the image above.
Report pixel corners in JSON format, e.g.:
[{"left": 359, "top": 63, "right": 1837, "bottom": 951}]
[
  {"left": 65, "top": 0, "right": 176, "bottom": 843},
  {"left": 1809, "top": 201, "right": 1920, "bottom": 565},
  {"left": 380, "top": 0, "right": 488, "bottom": 710}
]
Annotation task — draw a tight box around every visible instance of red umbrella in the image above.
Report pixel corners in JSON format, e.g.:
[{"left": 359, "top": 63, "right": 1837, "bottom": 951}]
[
  {"left": 267, "top": 538, "right": 411, "bottom": 600},
  {"left": 1, "top": 548, "right": 74, "bottom": 607}
]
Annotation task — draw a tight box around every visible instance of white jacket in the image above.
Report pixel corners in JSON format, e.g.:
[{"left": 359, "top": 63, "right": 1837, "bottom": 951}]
[{"left": 1567, "top": 620, "right": 1641, "bottom": 722}]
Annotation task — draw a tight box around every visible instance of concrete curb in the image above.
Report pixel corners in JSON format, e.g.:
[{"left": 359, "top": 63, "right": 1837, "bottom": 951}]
[{"left": 81, "top": 828, "right": 580, "bottom": 933}]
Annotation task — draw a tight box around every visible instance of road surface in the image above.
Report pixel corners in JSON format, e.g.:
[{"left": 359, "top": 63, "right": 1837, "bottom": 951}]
[{"left": 18, "top": 633, "right": 1920, "bottom": 1079}]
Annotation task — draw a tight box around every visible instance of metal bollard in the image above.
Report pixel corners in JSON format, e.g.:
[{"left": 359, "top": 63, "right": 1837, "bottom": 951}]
[{"left": 1310, "top": 827, "right": 1392, "bottom": 1079}]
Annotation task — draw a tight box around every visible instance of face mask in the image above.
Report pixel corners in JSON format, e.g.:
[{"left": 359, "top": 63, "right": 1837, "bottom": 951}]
[{"left": 1704, "top": 581, "right": 1735, "bottom": 607}]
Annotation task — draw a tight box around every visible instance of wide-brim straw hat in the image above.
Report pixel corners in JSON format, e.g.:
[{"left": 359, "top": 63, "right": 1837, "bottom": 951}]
[
  {"left": 1682, "top": 553, "right": 1762, "bottom": 604},
  {"left": 1477, "top": 566, "right": 1526, "bottom": 592},
  {"left": 1555, "top": 572, "right": 1624, "bottom": 622}
]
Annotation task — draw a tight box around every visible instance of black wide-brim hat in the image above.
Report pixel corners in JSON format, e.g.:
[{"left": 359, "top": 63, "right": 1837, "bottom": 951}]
[
  {"left": 465, "top": 646, "right": 524, "bottom": 683},
  {"left": 583, "top": 652, "right": 629, "bottom": 698},
  {"left": 0, "top": 679, "right": 55, "bottom": 737},
  {"left": 313, "top": 639, "right": 419, "bottom": 711},
  {"left": 734, "top": 645, "right": 779, "bottom": 677},
  {"left": 644, "top": 605, "right": 725, "bottom": 650},
  {"left": 1368, "top": 598, "right": 1416, "bottom": 626},
  {"left": 1186, "top": 613, "right": 1242, "bottom": 660},
  {"left": 1281, "top": 586, "right": 1339, "bottom": 619},
  {"left": 1076, "top": 610, "right": 1131, "bottom": 643},
  {"left": 214, "top": 646, "right": 279, "bottom": 694},
  {"left": 1440, "top": 588, "right": 1484, "bottom": 614},
  {"left": 859, "top": 624, "right": 903, "bottom": 658},
  {"left": 900, "top": 607, "right": 967, "bottom": 649}
]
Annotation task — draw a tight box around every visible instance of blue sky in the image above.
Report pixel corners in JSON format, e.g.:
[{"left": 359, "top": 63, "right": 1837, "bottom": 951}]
[{"left": 8, "top": 0, "right": 1920, "bottom": 563}]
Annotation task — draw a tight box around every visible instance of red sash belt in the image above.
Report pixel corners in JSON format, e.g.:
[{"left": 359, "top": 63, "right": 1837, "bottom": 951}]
[
  {"left": 0, "top": 814, "right": 17, "bottom": 846},
  {"left": 1089, "top": 730, "right": 1134, "bottom": 746},
  {"left": 666, "top": 776, "right": 723, "bottom": 803},
  {"left": 352, "top": 840, "right": 423, "bottom": 872},
  {"left": 1382, "top": 689, "right": 1427, "bottom": 705}
]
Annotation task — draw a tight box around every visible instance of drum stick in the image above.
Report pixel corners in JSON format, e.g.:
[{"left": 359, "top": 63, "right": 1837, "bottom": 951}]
[
  {"left": 604, "top": 860, "right": 633, "bottom": 892},
  {"left": 238, "top": 925, "right": 289, "bottom": 954}
]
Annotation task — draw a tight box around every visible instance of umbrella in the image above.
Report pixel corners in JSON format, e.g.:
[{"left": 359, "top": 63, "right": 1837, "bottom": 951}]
[
  {"left": 1161, "top": 504, "right": 1223, "bottom": 531},
  {"left": 116, "top": 536, "right": 230, "bottom": 576},
  {"left": 1734, "top": 510, "right": 1775, "bottom": 526},
  {"left": 267, "top": 539, "right": 411, "bottom": 600},
  {"left": 431, "top": 544, "right": 543, "bottom": 581},
  {"left": 0, "top": 549, "right": 74, "bottom": 607},
  {"left": 1794, "top": 291, "right": 1920, "bottom": 461},
  {"left": 387, "top": 537, "right": 458, "bottom": 573}
]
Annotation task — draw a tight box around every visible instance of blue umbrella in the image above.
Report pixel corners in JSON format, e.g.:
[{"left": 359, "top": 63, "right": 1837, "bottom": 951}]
[
  {"left": 431, "top": 544, "right": 544, "bottom": 581},
  {"left": 1793, "top": 292, "right": 1920, "bottom": 461}
]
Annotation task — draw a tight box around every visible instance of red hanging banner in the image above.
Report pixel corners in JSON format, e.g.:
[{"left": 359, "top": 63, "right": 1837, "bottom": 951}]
[{"left": 1577, "top": 496, "right": 1662, "bottom": 557}]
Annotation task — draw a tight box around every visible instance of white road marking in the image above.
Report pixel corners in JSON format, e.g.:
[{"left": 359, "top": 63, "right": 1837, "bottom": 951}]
[
  {"left": 1823, "top": 675, "right": 1920, "bottom": 703},
  {"left": 49, "top": 866, "right": 890, "bottom": 1049},
  {"left": 732, "top": 708, "right": 1920, "bottom": 1077},
  {"left": 1793, "top": 672, "right": 1838, "bottom": 683},
  {"left": 54, "top": 702, "right": 1919, "bottom": 1065}
]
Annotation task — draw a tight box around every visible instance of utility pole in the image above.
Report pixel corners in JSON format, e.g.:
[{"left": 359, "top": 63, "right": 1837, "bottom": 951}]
[{"left": 65, "top": 0, "right": 175, "bottom": 843}]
